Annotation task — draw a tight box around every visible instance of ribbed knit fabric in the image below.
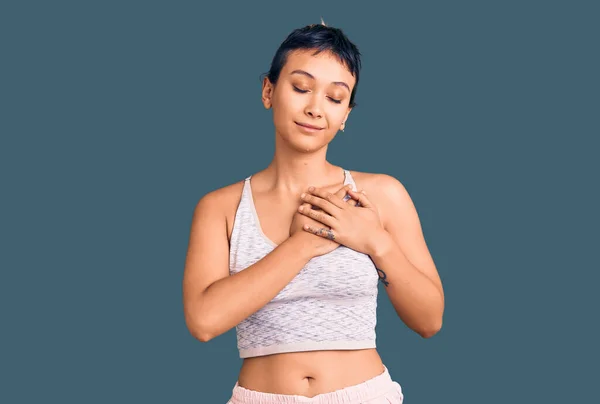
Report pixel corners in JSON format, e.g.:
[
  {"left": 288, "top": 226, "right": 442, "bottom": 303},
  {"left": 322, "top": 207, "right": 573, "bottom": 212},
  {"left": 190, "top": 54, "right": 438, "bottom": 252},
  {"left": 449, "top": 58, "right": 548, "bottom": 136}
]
[{"left": 229, "top": 170, "right": 379, "bottom": 359}]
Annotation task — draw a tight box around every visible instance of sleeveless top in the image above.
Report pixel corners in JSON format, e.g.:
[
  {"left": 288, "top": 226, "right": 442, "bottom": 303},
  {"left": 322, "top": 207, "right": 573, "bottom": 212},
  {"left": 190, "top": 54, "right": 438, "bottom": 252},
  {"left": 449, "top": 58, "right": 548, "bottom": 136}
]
[{"left": 229, "top": 169, "right": 379, "bottom": 358}]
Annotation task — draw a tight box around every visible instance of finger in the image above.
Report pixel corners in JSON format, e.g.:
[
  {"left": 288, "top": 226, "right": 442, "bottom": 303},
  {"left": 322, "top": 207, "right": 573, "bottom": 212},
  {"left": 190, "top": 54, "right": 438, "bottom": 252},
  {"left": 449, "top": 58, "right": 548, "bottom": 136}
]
[
  {"left": 302, "top": 188, "right": 344, "bottom": 214},
  {"left": 300, "top": 202, "right": 326, "bottom": 216},
  {"left": 303, "top": 224, "right": 337, "bottom": 241},
  {"left": 320, "top": 184, "right": 351, "bottom": 209},
  {"left": 305, "top": 186, "right": 347, "bottom": 211},
  {"left": 335, "top": 184, "right": 359, "bottom": 207},
  {"left": 339, "top": 185, "right": 353, "bottom": 201},
  {"left": 346, "top": 189, "right": 372, "bottom": 208},
  {"left": 305, "top": 185, "right": 354, "bottom": 212},
  {"left": 342, "top": 188, "right": 362, "bottom": 207},
  {"left": 334, "top": 184, "right": 353, "bottom": 198},
  {"left": 298, "top": 203, "right": 336, "bottom": 227}
]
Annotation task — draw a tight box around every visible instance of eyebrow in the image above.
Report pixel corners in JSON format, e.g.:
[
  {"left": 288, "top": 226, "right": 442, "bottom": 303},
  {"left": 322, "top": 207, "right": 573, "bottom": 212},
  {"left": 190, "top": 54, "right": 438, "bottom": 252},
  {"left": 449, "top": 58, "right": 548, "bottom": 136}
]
[{"left": 290, "top": 69, "right": 350, "bottom": 92}]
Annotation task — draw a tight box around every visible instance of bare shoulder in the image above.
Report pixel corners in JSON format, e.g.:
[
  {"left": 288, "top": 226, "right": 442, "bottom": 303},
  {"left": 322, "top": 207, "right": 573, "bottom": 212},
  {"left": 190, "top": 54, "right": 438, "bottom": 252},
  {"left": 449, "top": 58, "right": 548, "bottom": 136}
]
[
  {"left": 349, "top": 170, "right": 413, "bottom": 226},
  {"left": 193, "top": 178, "right": 246, "bottom": 241},
  {"left": 349, "top": 170, "right": 403, "bottom": 191},
  {"left": 196, "top": 179, "right": 245, "bottom": 210}
]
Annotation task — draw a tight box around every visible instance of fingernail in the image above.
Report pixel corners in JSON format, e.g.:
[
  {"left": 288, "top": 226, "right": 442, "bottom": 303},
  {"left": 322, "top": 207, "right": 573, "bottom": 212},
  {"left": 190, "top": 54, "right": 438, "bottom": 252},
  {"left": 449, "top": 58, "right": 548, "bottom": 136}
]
[
  {"left": 300, "top": 193, "right": 306, "bottom": 198},
  {"left": 298, "top": 206, "right": 304, "bottom": 212},
  {"left": 308, "top": 186, "right": 315, "bottom": 192}
]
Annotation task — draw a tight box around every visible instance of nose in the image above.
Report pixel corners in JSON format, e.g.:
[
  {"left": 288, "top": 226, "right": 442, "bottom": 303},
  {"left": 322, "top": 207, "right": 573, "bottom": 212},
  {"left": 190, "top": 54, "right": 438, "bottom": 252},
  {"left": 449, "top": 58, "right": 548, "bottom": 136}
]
[{"left": 304, "top": 95, "right": 323, "bottom": 119}]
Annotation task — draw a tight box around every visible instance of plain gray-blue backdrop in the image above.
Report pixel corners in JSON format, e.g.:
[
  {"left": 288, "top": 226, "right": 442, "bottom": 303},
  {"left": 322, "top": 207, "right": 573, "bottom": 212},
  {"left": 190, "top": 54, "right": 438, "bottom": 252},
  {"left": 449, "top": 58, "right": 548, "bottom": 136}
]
[{"left": 1, "top": 1, "right": 598, "bottom": 403}]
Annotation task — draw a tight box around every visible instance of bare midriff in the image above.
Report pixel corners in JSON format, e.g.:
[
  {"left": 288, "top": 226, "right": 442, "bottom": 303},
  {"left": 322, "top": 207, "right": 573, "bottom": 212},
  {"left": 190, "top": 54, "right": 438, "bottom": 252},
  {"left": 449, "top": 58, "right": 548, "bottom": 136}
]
[{"left": 237, "top": 349, "right": 385, "bottom": 397}]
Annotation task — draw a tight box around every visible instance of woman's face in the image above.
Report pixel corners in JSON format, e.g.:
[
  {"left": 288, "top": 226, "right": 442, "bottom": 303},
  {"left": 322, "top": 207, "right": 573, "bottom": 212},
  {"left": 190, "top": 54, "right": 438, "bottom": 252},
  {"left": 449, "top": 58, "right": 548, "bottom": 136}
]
[{"left": 262, "top": 49, "right": 356, "bottom": 152}]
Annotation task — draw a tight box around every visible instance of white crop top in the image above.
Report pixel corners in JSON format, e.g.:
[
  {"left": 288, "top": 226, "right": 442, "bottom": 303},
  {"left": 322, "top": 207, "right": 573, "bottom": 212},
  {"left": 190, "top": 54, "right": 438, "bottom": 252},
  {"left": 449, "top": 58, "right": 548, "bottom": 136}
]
[{"left": 228, "top": 169, "right": 379, "bottom": 358}]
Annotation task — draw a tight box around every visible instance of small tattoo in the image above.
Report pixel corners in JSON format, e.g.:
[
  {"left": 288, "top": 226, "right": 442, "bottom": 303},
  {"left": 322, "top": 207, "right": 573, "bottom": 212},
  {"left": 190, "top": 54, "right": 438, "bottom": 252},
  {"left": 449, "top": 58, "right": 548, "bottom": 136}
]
[
  {"left": 316, "top": 227, "right": 335, "bottom": 240},
  {"left": 376, "top": 268, "right": 389, "bottom": 287}
]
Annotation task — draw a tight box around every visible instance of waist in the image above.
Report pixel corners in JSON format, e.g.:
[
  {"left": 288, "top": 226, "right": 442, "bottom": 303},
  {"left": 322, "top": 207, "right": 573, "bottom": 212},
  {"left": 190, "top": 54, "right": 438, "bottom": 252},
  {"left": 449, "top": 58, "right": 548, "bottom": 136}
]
[{"left": 237, "top": 349, "right": 384, "bottom": 397}]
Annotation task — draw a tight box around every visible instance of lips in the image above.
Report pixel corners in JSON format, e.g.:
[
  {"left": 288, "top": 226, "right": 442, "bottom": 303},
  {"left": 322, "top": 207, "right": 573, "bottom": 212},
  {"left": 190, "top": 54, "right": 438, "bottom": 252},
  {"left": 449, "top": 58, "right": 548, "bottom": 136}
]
[{"left": 295, "top": 122, "right": 324, "bottom": 130}]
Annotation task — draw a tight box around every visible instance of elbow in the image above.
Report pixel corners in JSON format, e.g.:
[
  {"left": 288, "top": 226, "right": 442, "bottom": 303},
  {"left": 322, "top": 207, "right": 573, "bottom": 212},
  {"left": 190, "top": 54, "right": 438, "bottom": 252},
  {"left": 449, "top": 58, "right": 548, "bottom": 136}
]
[
  {"left": 189, "top": 322, "right": 214, "bottom": 343},
  {"left": 184, "top": 290, "right": 220, "bottom": 342},
  {"left": 417, "top": 301, "right": 444, "bottom": 338},
  {"left": 417, "top": 319, "right": 442, "bottom": 339},
  {"left": 185, "top": 312, "right": 214, "bottom": 343},
  {"left": 196, "top": 330, "right": 213, "bottom": 343}
]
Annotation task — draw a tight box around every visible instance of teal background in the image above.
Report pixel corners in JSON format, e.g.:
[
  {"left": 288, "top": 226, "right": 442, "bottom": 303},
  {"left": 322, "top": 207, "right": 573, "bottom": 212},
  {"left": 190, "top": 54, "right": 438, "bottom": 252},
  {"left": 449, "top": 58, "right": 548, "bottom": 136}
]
[{"left": 1, "top": 1, "right": 598, "bottom": 403}]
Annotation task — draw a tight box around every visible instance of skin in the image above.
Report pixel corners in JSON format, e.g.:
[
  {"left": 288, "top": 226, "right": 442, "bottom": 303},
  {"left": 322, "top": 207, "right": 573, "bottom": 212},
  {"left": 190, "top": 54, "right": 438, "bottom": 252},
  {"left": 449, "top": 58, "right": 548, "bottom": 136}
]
[{"left": 184, "top": 48, "right": 444, "bottom": 397}]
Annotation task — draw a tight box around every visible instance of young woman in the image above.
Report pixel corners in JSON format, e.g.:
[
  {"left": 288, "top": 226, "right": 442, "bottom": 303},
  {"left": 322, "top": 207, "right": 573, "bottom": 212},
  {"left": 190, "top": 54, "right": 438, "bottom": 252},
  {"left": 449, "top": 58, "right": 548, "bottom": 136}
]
[{"left": 183, "top": 22, "right": 444, "bottom": 404}]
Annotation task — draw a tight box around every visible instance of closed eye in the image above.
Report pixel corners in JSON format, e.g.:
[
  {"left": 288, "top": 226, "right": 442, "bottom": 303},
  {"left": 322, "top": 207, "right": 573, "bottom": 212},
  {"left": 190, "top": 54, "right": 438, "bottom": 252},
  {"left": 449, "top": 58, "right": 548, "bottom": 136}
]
[
  {"left": 293, "top": 86, "right": 309, "bottom": 94},
  {"left": 293, "top": 86, "right": 342, "bottom": 104}
]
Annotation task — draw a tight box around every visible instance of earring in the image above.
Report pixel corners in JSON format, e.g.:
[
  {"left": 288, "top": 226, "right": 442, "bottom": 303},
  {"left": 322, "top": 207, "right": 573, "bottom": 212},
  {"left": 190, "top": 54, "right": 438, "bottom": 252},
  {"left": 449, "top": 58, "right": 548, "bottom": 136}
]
[{"left": 341, "top": 121, "right": 346, "bottom": 132}]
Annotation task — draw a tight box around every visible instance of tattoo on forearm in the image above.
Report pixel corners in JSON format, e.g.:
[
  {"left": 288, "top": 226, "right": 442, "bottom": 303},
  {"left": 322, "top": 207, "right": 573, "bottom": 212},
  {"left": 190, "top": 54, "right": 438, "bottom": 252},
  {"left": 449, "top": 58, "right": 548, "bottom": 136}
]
[{"left": 376, "top": 268, "right": 389, "bottom": 287}]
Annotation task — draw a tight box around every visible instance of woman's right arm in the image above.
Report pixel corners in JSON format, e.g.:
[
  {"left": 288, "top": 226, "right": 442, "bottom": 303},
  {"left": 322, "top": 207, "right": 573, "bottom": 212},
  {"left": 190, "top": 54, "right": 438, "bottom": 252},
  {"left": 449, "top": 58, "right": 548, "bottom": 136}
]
[{"left": 182, "top": 189, "right": 317, "bottom": 342}]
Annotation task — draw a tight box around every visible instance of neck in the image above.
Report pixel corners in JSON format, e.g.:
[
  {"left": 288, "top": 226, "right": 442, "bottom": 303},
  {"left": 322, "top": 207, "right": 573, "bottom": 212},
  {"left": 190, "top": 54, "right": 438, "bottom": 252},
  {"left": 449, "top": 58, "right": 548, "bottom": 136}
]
[{"left": 262, "top": 135, "right": 343, "bottom": 195}]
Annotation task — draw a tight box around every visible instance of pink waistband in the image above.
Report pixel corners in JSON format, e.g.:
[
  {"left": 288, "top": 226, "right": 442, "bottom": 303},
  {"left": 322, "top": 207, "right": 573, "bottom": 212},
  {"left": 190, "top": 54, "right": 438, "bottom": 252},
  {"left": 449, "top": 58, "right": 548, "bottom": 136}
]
[{"left": 229, "top": 365, "right": 402, "bottom": 404}]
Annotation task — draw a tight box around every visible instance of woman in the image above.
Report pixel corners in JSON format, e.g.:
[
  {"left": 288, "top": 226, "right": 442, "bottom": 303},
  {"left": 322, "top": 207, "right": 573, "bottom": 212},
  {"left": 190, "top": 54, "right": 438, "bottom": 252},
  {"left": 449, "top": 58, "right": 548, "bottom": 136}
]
[{"left": 183, "top": 22, "right": 444, "bottom": 403}]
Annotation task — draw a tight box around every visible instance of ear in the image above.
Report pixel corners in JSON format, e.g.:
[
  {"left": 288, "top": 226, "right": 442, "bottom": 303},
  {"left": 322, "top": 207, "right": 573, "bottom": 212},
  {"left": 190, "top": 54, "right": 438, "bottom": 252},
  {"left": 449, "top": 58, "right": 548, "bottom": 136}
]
[
  {"left": 343, "top": 108, "right": 352, "bottom": 123},
  {"left": 261, "top": 77, "right": 274, "bottom": 109}
]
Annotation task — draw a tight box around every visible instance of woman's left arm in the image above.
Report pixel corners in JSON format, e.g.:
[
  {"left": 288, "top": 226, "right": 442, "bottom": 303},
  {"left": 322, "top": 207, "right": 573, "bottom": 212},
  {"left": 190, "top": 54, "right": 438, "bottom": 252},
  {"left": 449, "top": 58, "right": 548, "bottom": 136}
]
[
  {"left": 366, "top": 174, "right": 444, "bottom": 338},
  {"left": 298, "top": 175, "right": 444, "bottom": 338}
]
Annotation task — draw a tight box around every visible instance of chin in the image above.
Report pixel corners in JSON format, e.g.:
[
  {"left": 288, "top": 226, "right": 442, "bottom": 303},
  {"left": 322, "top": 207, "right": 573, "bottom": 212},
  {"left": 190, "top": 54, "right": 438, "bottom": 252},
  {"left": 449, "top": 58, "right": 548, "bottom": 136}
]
[
  {"left": 281, "top": 135, "right": 319, "bottom": 151},
  {"left": 291, "top": 139, "right": 324, "bottom": 153},
  {"left": 277, "top": 125, "right": 334, "bottom": 151}
]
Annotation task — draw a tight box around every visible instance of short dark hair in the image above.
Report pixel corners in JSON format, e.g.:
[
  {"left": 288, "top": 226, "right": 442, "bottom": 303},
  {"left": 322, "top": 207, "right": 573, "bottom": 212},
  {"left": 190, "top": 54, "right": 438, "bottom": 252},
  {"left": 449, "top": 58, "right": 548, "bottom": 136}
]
[{"left": 262, "top": 23, "right": 362, "bottom": 108}]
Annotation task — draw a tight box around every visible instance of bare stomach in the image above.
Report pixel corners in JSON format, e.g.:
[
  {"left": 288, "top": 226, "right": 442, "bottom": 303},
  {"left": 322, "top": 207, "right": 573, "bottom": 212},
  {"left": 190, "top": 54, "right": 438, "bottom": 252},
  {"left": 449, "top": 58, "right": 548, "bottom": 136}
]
[{"left": 237, "top": 349, "right": 385, "bottom": 398}]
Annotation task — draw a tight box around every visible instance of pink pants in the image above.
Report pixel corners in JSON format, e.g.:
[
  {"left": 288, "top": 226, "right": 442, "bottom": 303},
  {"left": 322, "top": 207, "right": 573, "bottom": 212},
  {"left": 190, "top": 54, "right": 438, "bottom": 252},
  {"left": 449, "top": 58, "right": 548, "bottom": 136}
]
[{"left": 226, "top": 365, "right": 404, "bottom": 403}]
